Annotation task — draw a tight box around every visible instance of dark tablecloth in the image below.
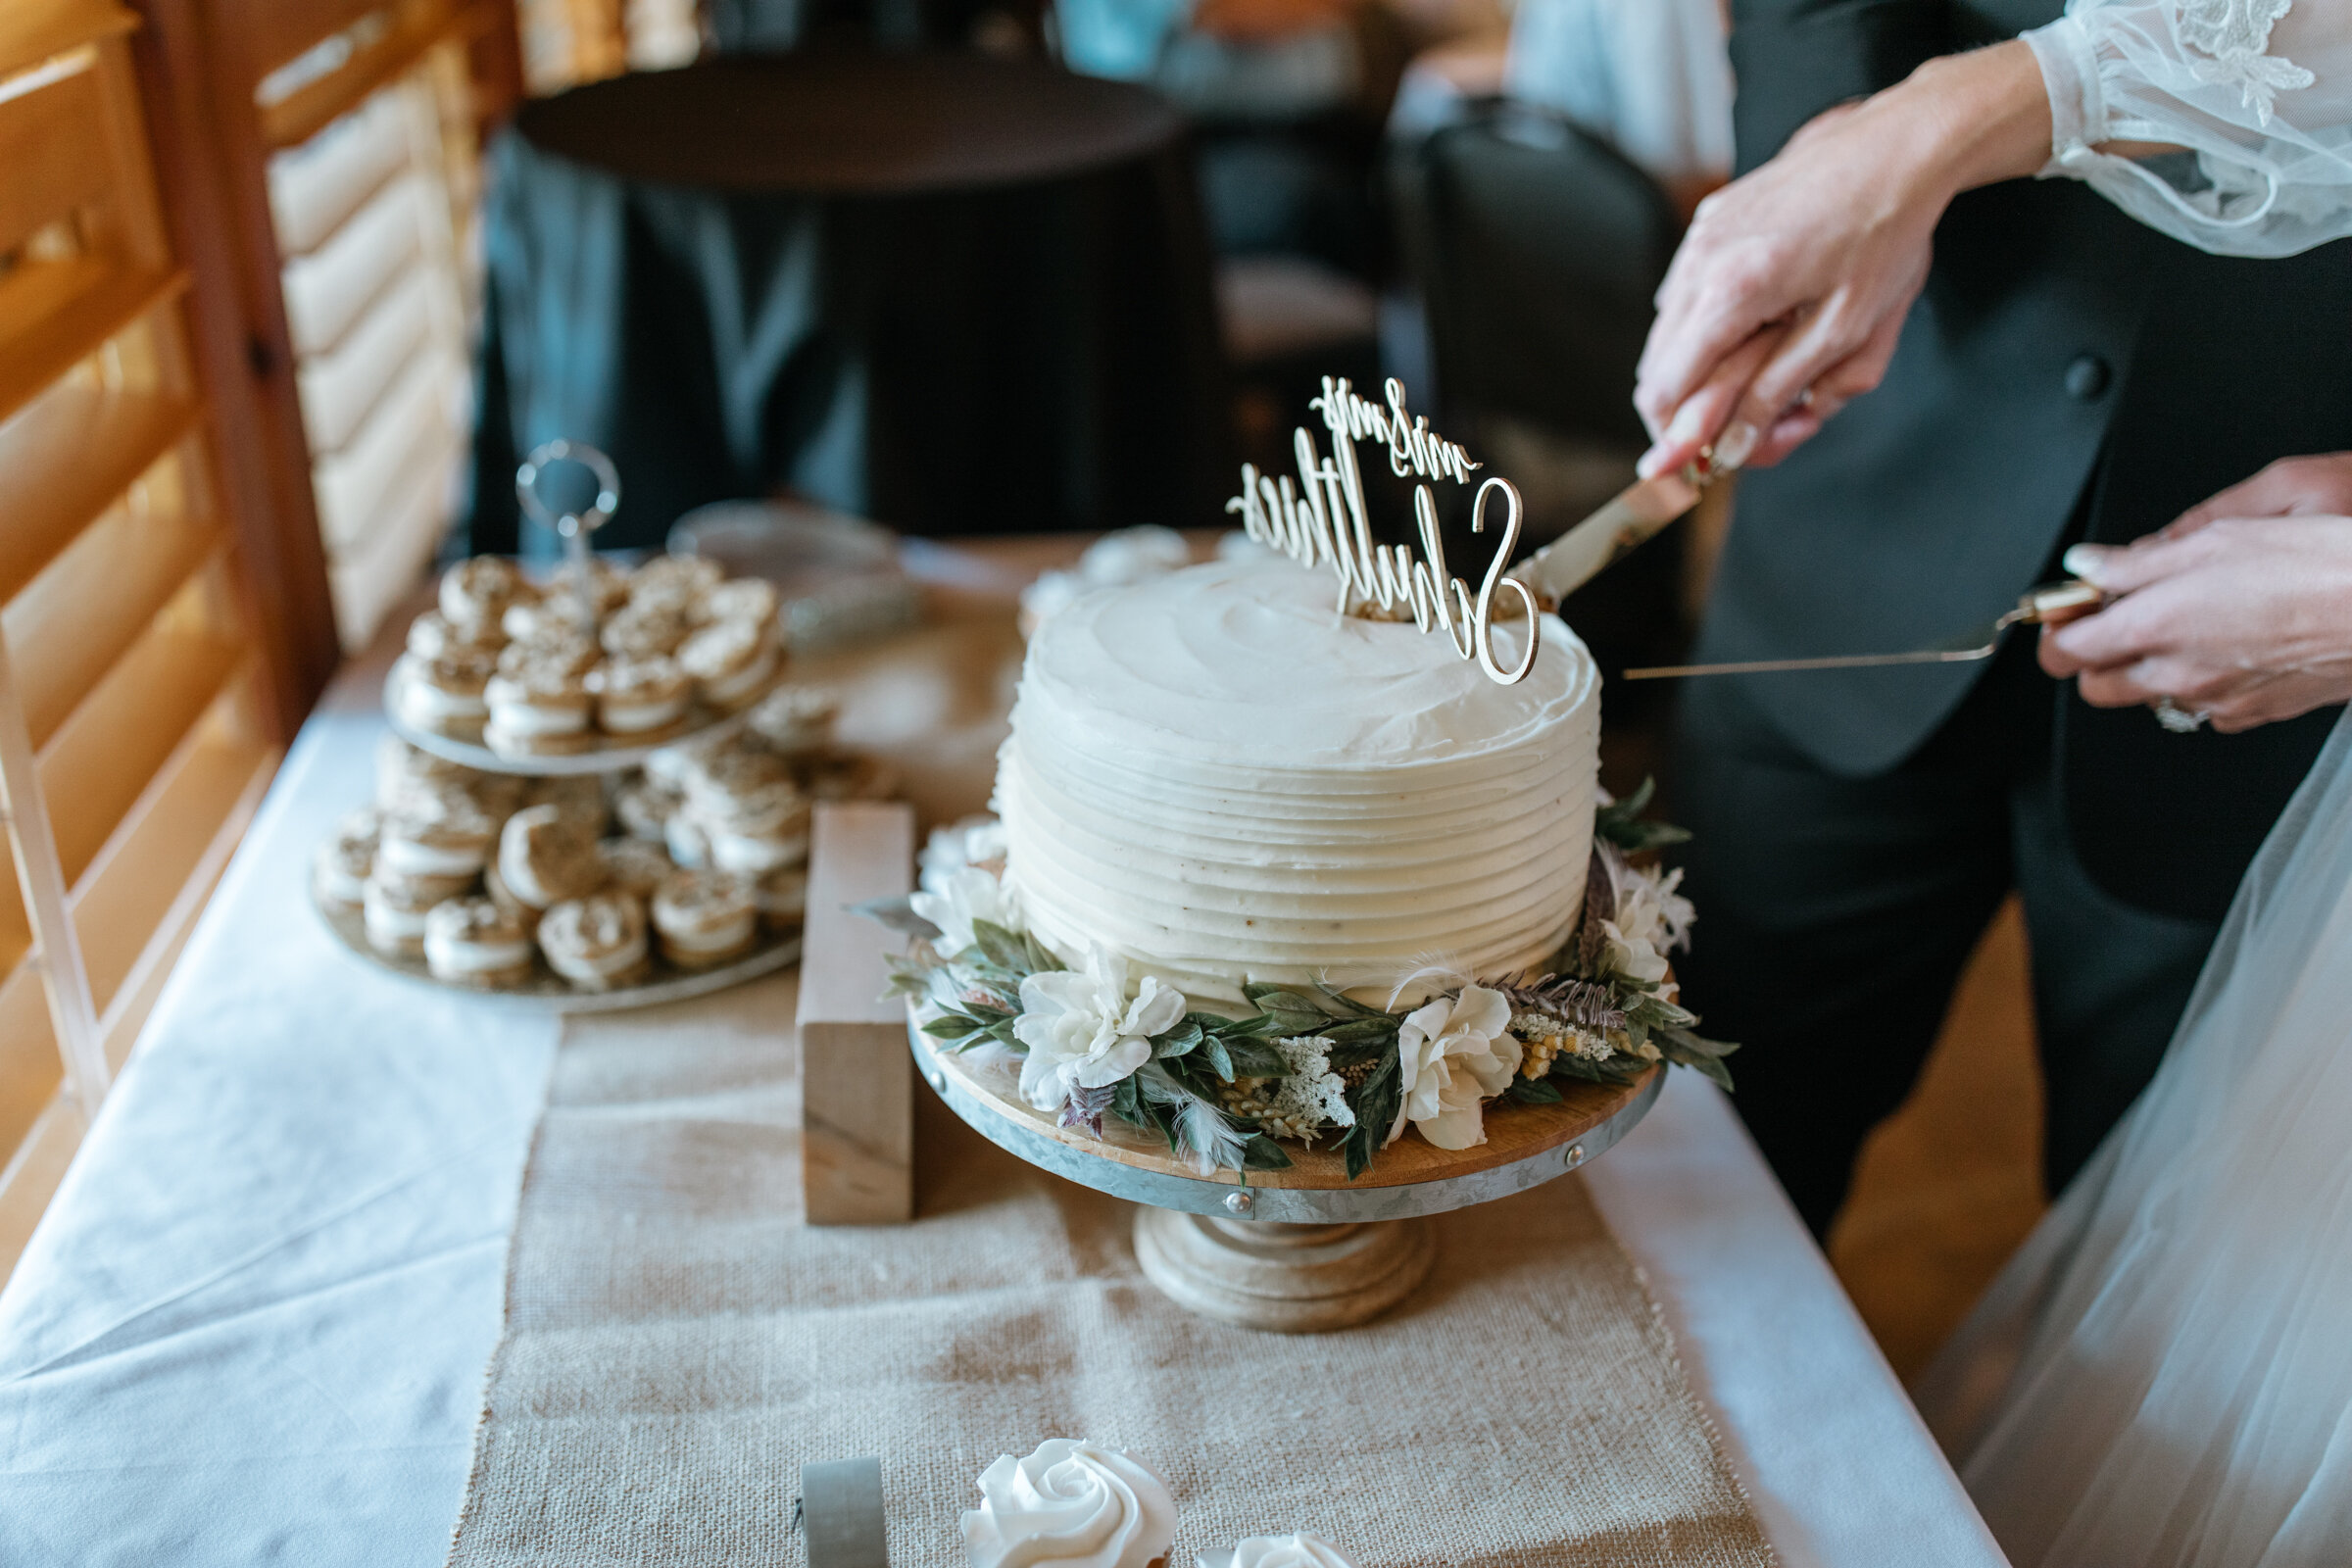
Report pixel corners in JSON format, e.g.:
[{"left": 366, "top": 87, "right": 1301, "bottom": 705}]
[{"left": 467, "top": 52, "right": 1230, "bottom": 551}]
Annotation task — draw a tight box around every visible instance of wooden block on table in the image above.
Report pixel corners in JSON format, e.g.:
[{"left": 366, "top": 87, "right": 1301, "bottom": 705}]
[{"left": 797, "top": 800, "right": 917, "bottom": 1226}]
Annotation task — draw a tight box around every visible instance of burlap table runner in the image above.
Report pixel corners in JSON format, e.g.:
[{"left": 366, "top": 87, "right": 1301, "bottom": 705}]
[{"left": 446, "top": 973, "right": 1776, "bottom": 1568}]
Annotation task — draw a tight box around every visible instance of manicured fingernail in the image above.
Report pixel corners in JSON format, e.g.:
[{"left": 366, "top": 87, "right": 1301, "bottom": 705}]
[
  {"left": 1711, "top": 420, "right": 1758, "bottom": 471},
  {"left": 2062, "top": 543, "right": 2111, "bottom": 584},
  {"left": 1637, "top": 445, "right": 1670, "bottom": 479}
]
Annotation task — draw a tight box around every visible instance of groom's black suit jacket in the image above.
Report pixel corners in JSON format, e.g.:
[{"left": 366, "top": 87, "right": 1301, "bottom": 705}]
[{"left": 1705, "top": 0, "right": 2350, "bottom": 921}]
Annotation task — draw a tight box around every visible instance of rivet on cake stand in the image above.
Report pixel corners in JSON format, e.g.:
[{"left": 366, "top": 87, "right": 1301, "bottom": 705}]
[{"left": 907, "top": 1016, "right": 1663, "bottom": 1332}]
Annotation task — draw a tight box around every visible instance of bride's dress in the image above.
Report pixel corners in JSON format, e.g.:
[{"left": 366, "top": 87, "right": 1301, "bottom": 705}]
[{"left": 1910, "top": 6, "right": 2352, "bottom": 1564}]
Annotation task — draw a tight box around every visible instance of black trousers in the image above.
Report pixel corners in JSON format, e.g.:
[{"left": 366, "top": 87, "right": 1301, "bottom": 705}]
[{"left": 1667, "top": 635, "right": 2222, "bottom": 1237}]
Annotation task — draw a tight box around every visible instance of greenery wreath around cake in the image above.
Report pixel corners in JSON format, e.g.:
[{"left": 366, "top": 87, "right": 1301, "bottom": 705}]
[{"left": 867, "top": 781, "right": 1737, "bottom": 1181}]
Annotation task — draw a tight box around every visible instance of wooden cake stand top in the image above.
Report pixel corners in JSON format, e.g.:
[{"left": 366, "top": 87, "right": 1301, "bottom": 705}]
[{"left": 908, "top": 1011, "right": 1663, "bottom": 1225}]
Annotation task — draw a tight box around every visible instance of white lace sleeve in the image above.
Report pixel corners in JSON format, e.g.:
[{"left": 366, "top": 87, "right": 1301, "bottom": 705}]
[{"left": 2025, "top": 0, "right": 2352, "bottom": 255}]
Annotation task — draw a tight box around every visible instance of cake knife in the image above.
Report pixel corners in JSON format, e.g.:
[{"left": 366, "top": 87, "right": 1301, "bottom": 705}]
[
  {"left": 1505, "top": 424, "right": 1754, "bottom": 612},
  {"left": 1621, "top": 580, "right": 2107, "bottom": 680}
]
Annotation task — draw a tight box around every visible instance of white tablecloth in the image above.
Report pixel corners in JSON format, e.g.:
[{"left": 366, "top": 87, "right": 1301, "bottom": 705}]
[{"left": 0, "top": 682, "right": 2009, "bottom": 1567}]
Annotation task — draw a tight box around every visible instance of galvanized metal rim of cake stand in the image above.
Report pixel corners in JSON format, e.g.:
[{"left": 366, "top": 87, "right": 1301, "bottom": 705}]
[
  {"left": 317, "top": 892, "right": 802, "bottom": 1013},
  {"left": 907, "top": 1011, "right": 1664, "bottom": 1224}
]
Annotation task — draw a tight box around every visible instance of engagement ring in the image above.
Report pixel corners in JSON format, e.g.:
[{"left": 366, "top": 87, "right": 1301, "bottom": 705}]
[{"left": 2153, "top": 697, "right": 2211, "bottom": 733}]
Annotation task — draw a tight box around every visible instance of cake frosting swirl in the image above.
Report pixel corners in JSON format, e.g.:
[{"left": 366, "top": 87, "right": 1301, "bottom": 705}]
[{"left": 995, "top": 556, "right": 1599, "bottom": 1004}]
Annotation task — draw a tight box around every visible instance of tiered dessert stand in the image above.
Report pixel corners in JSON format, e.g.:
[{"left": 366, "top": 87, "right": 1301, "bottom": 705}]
[
  {"left": 327, "top": 441, "right": 803, "bottom": 1010},
  {"left": 908, "top": 1015, "right": 1663, "bottom": 1332}
]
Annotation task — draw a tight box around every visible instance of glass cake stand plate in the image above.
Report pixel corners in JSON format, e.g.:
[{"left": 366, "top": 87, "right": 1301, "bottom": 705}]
[
  {"left": 318, "top": 891, "right": 801, "bottom": 1013},
  {"left": 382, "top": 663, "right": 781, "bottom": 777},
  {"left": 908, "top": 1007, "right": 1663, "bottom": 1331}
]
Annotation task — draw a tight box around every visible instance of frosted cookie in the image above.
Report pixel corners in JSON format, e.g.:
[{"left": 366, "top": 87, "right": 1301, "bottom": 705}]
[
  {"left": 407, "top": 610, "right": 503, "bottom": 661},
  {"left": 497, "top": 804, "right": 608, "bottom": 909},
  {"left": 744, "top": 686, "right": 837, "bottom": 758},
  {"left": 558, "top": 554, "right": 632, "bottom": 615},
  {"left": 593, "top": 656, "right": 692, "bottom": 739},
  {"left": 313, "top": 808, "right": 379, "bottom": 912},
  {"left": 751, "top": 864, "right": 808, "bottom": 934},
  {"left": 710, "top": 822, "right": 809, "bottom": 876},
  {"left": 524, "top": 774, "right": 609, "bottom": 831},
  {"left": 374, "top": 733, "right": 477, "bottom": 810},
  {"left": 500, "top": 595, "right": 598, "bottom": 647},
  {"left": 680, "top": 742, "right": 791, "bottom": 817},
  {"left": 362, "top": 872, "right": 446, "bottom": 960},
  {"left": 378, "top": 791, "right": 499, "bottom": 882},
  {"left": 599, "top": 836, "right": 674, "bottom": 899},
  {"left": 439, "top": 557, "right": 527, "bottom": 628},
  {"left": 642, "top": 732, "right": 727, "bottom": 793},
  {"left": 392, "top": 648, "right": 497, "bottom": 739},
  {"left": 628, "top": 554, "right": 725, "bottom": 609},
  {"left": 483, "top": 659, "right": 594, "bottom": 758},
  {"left": 676, "top": 619, "right": 780, "bottom": 712},
  {"left": 613, "top": 776, "right": 679, "bottom": 843},
  {"left": 692, "top": 578, "right": 779, "bottom": 628},
  {"left": 496, "top": 627, "right": 599, "bottom": 679},
  {"left": 651, "top": 869, "right": 758, "bottom": 968},
  {"left": 599, "top": 602, "right": 689, "bottom": 661},
  {"left": 423, "top": 897, "right": 536, "bottom": 989},
  {"left": 538, "top": 892, "right": 651, "bottom": 990}
]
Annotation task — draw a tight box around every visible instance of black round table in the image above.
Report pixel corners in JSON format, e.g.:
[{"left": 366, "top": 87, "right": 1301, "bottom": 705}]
[{"left": 468, "top": 51, "right": 1230, "bottom": 552}]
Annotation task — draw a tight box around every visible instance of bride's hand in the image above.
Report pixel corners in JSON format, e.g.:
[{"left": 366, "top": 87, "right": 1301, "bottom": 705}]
[
  {"left": 1633, "top": 42, "right": 2054, "bottom": 478},
  {"left": 2040, "top": 514, "right": 2352, "bottom": 733}
]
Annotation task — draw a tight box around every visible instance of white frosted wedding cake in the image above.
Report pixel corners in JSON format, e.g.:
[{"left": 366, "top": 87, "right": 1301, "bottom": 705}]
[
  {"left": 994, "top": 555, "right": 1600, "bottom": 1004},
  {"left": 897, "top": 378, "right": 1727, "bottom": 1178}
]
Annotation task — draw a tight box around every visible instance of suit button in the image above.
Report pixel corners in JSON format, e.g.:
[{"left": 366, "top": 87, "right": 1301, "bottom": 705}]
[{"left": 2066, "top": 354, "right": 2111, "bottom": 401}]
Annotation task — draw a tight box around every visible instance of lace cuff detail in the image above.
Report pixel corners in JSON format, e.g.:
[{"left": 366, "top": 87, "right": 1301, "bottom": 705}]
[{"left": 2025, "top": 17, "right": 2110, "bottom": 173}]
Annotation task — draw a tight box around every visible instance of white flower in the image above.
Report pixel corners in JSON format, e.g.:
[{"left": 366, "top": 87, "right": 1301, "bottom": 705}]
[
  {"left": 1596, "top": 847, "right": 1695, "bottom": 997},
  {"left": 1013, "top": 946, "right": 1186, "bottom": 1113},
  {"left": 1233, "top": 1534, "right": 1357, "bottom": 1568},
  {"left": 918, "top": 814, "right": 1008, "bottom": 895},
  {"left": 1077, "top": 524, "right": 1188, "bottom": 584},
  {"left": 1266, "top": 1036, "right": 1355, "bottom": 1131},
  {"left": 1387, "top": 985, "right": 1521, "bottom": 1151},
  {"left": 909, "top": 865, "right": 1020, "bottom": 960}
]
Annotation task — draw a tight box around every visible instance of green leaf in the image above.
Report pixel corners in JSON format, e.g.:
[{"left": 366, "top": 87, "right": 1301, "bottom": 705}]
[
  {"left": 1657, "top": 1027, "right": 1739, "bottom": 1092},
  {"left": 1311, "top": 981, "right": 1380, "bottom": 1017},
  {"left": 1317, "top": 1016, "right": 1399, "bottom": 1046},
  {"left": 1021, "top": 930, "right": 1058, "bottom": 974},
  {"left": 1110, "top": 1075, "right": 1147, "bottom": 1128},
  {"left": 1152, "top": 1019, "right": 1204, "bottom": 1059},
  {"left": 970, "top": 920, "right": 1033, "bottom": 975},
  {"left": 1241, "top": 1134, "right": 1295, "bottom": 1171},
  {"left": 1504, "top": 1076, "right": 1564, "bottom": 1104},
  {"left": 852, "top": 895, "right": 943, "bottom": 940},
  {"left": 1594, "top": 776, "right": 1693, "bottom": 854},
  {"left": 1341, "top": 1050, "right": 1401, "bottom": 1181},
  {"left": 1223, "top": 1037, "right": 1288, "bottom": 1079},
  {"left": 1548, "top": 1054, "right": 1648, "bottom": 1087},
  {"left": 1201, "top": 1036, "right": 1236, "bottom": 1083},
  {"left": 920, "top": 1013, "right": 981, "bottom": 1039}
]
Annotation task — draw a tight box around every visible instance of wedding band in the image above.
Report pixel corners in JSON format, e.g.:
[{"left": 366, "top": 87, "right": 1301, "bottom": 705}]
[
  {"left": 1793, "top": 386, "right": 1816, "bottom": 409},
  {"left": 2153, "top": 697, "right": 2211, "bottom": 733}
]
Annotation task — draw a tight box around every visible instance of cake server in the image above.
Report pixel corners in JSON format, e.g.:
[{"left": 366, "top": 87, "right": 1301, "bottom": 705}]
[
  {"left": 1621, "top": 580, "right": 2107, "bottom": 680},
  {"left": 1506, "top": 424, "right": 1754, "bottom": 611}
]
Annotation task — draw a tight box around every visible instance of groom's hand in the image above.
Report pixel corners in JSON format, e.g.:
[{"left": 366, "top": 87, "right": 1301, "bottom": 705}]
[
  {"left": 2039, "top": 507, "right": 2352, "bottom": 733},
  {"left": 2155, "top": 453, "right": 2352, "bottom": 541}
]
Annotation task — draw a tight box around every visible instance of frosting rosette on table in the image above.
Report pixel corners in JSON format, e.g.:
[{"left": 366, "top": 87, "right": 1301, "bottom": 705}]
[
  {"left": 1229, "top": 1534, "right": 1356, "bottom": 1568},
  {"left": 960, "top": 1439, "right": 1177, "bottom": 1568}
]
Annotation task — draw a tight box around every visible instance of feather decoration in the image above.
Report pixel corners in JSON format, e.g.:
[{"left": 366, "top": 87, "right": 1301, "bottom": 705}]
[
  {"left": 1138, "top": 1063, "right": 1250, "bottom": 1174},
  {"left": 1383, "top": 953, "right": 1475, "bottom": 1012}
]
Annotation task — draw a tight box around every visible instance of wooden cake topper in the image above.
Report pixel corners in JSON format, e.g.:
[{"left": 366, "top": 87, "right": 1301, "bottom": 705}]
[{"left": 1226, "top": 376, "right": 1538, "bottom": 686}]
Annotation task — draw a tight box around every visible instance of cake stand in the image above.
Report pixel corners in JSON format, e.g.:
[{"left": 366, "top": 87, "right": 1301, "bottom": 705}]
[{"left": 908, "top": 1012, "right": 1663, "bottom": 1332}]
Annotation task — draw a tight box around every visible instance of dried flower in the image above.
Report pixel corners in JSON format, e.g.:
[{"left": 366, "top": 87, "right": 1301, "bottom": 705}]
[
  {"left": 908, "top": 865, "right": 1019, "bottom": 961},
  {"left": 1389, "top": 986, "right": 1521, "bottom": 1151},
  {"left": 1012, "top": 946, "right": 1184, "bottom": 1114}
]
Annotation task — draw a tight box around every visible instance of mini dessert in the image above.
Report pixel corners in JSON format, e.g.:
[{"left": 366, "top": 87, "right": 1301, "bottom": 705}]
[
  {"left": 594, "top": 656, "right": 692, "bottom": 739},
  {"left": 559, "top": 555, "right": 632, "bottom": 614},
  {"left": 524, "top": 774, "right": 609, "bottom": 830},
  {"left": 497, "top": 804, "right": 609, "bottom": 909},
  {"left": 679, "top": 741, "right": 791, "bottom": 815},
  {"left": 693, "top": 577, "right": 779, "bottom": 628},
  {"left": 496, "top": 627, "right": 600, "bottom": 678},
  {"left": 362, "top": 873, "right": 446, "bottom": 960},
  {"left": 698, "top": 776, "right": 810, "bottom": 875},
  {"left": 599, "top": 837, "right": 673, "bottom": 898},
  {"left": 538, "top": 891, "right": 652, "bottom": 990},
  {"left": 677, "top": 619, "right": 781, "bottom": 712},
  {"left": 745, "top": 686, "right": 837, "bottom": 757},
  {"left": 483, "top": 658, "right": 595, "bottom": 758},
  {"left": 663, "top": 810, "right": 711, "bottom": 870},
  {"left": 407, "top": 610, "right": 503, "bottom": 661},
  {"left": 613, "top": 776, "right": 679, "bottom": 842},
  {"left": 960, "top": 1441, "right": 1175, "bottom": 1568},
  {"left": 500, "top": 596, "right": 598, "bottom": 648},
  {"left": 422, "top": 897, "right": 536, "bottom": 989},
  {"left": 482, "top": 859, "right": 539, "bottom": 931},
  {"left": 374, "top": 733, "right": 478, "bottom": 811},
  {"left": 651, "top": 869, "right": 758, "bottom": 968},
  {"left": 628, "top": 553, "right": 725, "bottom": 608},
  {"left": 392, "top": 647, "right": 497, "bottom": 739},
  {"left": 378, "top": 793, "right": 499, "bottom": 882},
  {"left": 313, "top": 808, "right": 378, "bottom": 912},
  {"left": 751, "top": 864, "right": 808, "bottom": 933},
  {"left": 642, "top": 734, "right": 721, "bottom": 793},
  {"left": 599, "top": 602, "right": 689, "bottom": 661},
  {"left": 439, "top": 557, "right": 527, "bottom": 629}
]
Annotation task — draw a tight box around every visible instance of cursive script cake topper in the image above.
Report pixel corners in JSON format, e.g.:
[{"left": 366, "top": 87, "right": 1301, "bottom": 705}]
[{"left": 1226, "top": 376, "right": 1538, "bottom": 685}]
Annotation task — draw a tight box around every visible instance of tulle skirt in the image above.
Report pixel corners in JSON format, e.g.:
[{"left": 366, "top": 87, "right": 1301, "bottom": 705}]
[{"left": 1916, "top": 710, "right": 2352, "bottom": 1568}]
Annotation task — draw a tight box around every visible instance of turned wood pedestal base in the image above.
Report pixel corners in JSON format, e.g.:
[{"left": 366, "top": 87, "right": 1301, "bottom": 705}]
[{"left": 1133, "top": 1208, "right": 1437, "bottom": 1333}]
